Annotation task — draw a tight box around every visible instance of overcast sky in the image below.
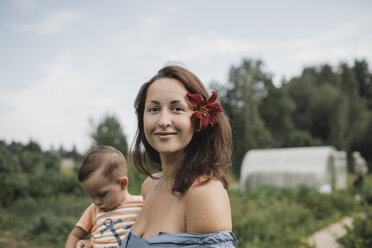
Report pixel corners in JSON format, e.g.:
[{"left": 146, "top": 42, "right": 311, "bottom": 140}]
[{"left": 1, "top": 0, "right": 371, "bottom": 153}]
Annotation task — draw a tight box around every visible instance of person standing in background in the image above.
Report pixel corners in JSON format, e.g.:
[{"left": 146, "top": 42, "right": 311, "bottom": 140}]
[{"left": 352, "top": 151, "right": 368, "bottom": 190}]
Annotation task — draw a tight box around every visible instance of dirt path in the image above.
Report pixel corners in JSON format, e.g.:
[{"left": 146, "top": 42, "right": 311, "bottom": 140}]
[{"left": 308, "top": 217, "right": 353, "bottom": 248}]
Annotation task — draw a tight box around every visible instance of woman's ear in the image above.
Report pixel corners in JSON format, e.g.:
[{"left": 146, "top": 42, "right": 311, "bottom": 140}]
[{"left": 118, "top": 176, "right": 128, "bottom": 190}]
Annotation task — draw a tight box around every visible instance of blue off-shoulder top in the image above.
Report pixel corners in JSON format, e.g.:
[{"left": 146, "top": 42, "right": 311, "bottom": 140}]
[{"left": 120, "top": 230, "right": 238, "bottom": 247}]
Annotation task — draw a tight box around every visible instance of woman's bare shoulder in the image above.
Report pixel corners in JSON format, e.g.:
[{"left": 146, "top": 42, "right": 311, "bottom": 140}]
[{"left": 184, "top": 179, "right": 232, "bottom": 233}]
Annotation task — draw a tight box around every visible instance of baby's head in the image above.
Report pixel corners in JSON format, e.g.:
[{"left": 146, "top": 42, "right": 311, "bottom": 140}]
[{"left": 79, "top": 145, "right": 128, "bottom": 211}]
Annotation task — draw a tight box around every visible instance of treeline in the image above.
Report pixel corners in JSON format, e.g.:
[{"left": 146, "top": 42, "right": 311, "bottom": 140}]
[
  {"left": 0, "top": 114, "right": 139, "bottom": 207},
  {"left": 1, "top": 58, "right": 371, "bottom": 205},
  {"left": 0, "top": 140, "right": 83, "bottom": 207},
  {"left": 212, "top": 58, "right": 372, "bottom": 176}
]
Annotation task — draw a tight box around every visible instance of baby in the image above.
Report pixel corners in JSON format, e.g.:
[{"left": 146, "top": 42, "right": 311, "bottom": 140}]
[{"left": 65, "top": 145, "right": 143, "bottom": 248}]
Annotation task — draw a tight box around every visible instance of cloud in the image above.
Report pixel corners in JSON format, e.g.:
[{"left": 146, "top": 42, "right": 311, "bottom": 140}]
[
  {"left": 9, "top": 9, "right": 81, "bottom": 35},
  {"left": 12, "top": 0, "right": 39, "bottom": 15},
  {"left": 0, "top": 52, "right": 129, "bottom": 151},
  {"left": 168, "top": 36, "right": 254, "bottom": 61}
]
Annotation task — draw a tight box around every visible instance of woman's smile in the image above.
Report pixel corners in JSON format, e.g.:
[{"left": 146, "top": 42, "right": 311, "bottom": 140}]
[{"left": 155, "top": 131, "right": 177, "bottom": 140}]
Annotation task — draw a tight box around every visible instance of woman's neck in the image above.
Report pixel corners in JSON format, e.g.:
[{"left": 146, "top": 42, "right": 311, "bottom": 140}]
[{"left": 159, "top": 150, "right": 185, "bottom": 181}]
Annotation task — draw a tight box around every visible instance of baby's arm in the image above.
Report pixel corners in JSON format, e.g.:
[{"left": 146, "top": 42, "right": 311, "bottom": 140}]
[
  {"left": 65, "top": 226, "right": 88, "bottom": 248},
  {"left": 76, "top": 239, "right": 93, "bottom": 248}
]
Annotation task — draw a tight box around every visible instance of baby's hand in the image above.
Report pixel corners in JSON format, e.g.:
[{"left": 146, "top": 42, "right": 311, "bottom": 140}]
[{"left": 76, "top": 240, "right": 92, "bottom": 248}]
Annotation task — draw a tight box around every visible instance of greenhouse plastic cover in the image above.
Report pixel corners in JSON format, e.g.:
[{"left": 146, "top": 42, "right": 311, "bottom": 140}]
[{"left": 240, "top": 146, "right": 347, "bottom": 190}]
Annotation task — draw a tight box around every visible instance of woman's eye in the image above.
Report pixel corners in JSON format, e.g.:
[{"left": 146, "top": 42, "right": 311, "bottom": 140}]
[
  {"left": 148, "top": 107, "right": 159, "bottom": 112},
  {"left": 172, "top": 106, "right": 184, "bottom": 112}
]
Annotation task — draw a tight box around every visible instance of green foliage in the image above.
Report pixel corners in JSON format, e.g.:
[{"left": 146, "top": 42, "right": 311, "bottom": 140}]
[
  {"left": 0, "top": 184, "right": 365, "bottom": 247},
  {"left": 89, "top": 115, "right": 129, "bottom": 156},
  {"left": 0, "top": 195, "right": 90, "bottom": 247},
  {"left": 27, "top": 211, "right": 76, "bottom": 243},
  {"left": 360, "top": 177, "right": 372, "bottom": 205},
  {"left": 212, "top": 58, "right": 372, "bottom": 177},
  {"left": 336, "top": 177, "right": 372, "bottom": 247},
  {"left": 57, "top": 172, "right": 84, "bottom": 196},
  {"left": 127, "top": 162, "right": 147, "bottom": 195},
  {"left": 230, "top": 186, "right": 359, "bottom": 248},
  {"left": 300, "top": 190, "right": 358, "bottom": 219},
  {"left": 215, "top": 59, "right": 274, "bottom": 176},
  {"left": 338, "top": 208, "right": 372, "bottom": 248},
  {"left": 0, "top": 145, "right": 21, "bottom": 206},
  {"left": 350, "top": 114, "right": 372, "bottom": 166},
  {"left": 286, "top": 66, "right": 356, "bottom": 150},
  {"left": 258, "top": 84, "right": 296, "bottom": 147},
  {"left": 44, "top": 151, "right": 62, "bottom": 171},
  {"left": 354, "top": 59, "right": 372, "bottom": 110},
  {"left": 0, "top": 140, "right": 83, "bottom": 207}
]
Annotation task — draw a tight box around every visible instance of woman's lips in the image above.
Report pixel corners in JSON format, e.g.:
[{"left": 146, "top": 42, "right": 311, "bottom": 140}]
[{"left": 155, "top": 132, "right": 177, "bottom": 139}]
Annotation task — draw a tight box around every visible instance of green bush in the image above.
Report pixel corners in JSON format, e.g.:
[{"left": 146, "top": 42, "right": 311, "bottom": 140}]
[
  {"left": 27, "top": 210, "right": 76, "bottom": 244},
  {"left": 360, "top": 178, "right": 372, "bottom": 204},
  {"left": 0, "top": 195, "right": 90, "bottom": 247},
  {"left": 338, "top": 208, "right": 372, "bottom": 248},
  {"left": 57, "top": 172, "right": 84, "bottom": 196},
  {"left": 127, "top": 162, "right": 147, "bottom": 195},
  {"left": 230, "top": 188, "right": 314, "bottom": 248},
  {"left": 0, "top": 184, "right": 363, "bottom": 247},
  {"left": 230, "top": 186, "right": 359, "bottom": 248},
  {"left": 337, "top": 177, "right": 372, "bottom": 247},
  {"left": 300, "top": 189, "right": 358, "bottom": 220}
]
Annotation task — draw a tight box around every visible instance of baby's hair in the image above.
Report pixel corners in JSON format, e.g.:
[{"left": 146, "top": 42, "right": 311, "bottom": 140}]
[{"left": 79, "top": 145, "right": 127, "bottom": 182}]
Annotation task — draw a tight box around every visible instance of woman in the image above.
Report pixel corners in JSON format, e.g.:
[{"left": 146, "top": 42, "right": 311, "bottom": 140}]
[{"left": 121, "top": 65, "right": 238, "bottom": 247}]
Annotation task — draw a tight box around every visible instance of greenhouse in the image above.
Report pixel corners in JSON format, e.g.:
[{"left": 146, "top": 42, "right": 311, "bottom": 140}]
[{"left": 240, "top": 146, "right": 347, "bottom": 191}]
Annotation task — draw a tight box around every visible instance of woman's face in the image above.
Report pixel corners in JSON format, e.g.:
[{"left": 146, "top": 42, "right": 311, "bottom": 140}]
[{"left": 144, "top": 78, "right": 195, "bottom": 156}]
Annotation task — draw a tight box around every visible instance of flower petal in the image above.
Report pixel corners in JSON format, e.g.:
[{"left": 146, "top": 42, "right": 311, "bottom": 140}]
[
  {"left": 191, "top": 111, "right": 203, "bottom": 120},
  {"left": 209, "top": 115, "right": 218, "bottom": 127},
  {"left": 205, "top": 91, "right": 218, "bottom": 105},
  {"left": 191, "top": 111, "right": 203, "bottom": 132},
  {"left": 186, "top": 92, "right": 204, "bottom": 109},
  {"left": 205, "top": 102, "right": 223, "bottom": 114}
]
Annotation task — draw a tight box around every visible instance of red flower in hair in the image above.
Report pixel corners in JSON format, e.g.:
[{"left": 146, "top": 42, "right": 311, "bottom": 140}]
[{"left": 186, "top": 91, "right": 223, "bottom": 132}]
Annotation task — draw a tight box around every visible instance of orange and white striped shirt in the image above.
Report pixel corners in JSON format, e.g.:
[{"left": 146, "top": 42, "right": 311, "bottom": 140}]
[{"left": 77, "top": 195, "right": 143, "bottom": 248}]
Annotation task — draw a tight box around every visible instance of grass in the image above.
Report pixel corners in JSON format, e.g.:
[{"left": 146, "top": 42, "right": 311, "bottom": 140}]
[{"left": 0, "top": 174, "right": 370, "bottom": 248}]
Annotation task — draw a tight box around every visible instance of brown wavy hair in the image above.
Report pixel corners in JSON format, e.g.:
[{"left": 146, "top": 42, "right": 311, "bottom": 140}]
[{"left": 131, "top": 65, "right": 232, "bottom": 194}]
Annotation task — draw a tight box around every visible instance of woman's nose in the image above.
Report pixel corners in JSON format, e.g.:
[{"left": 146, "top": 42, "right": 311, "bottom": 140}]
[{"left": 158, "top": 110, "right": 172, "bottom": 128}]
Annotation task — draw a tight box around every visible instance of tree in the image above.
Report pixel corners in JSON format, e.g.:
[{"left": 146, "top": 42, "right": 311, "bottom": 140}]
[
  {"left": 350, "top": 113, "right": 372, "bottom": 168},
  {"left": 353, "top": 59, "right": 372, "bottom": 110},
  {"left": 285, "top": 61, "right": 371, "bottom": 164},
  {"left": 90, "top": 115, "right": 128, "bottom": 156},
  {"left": 44, "top": 151, "right": 62, "bottom": 171},
  {"left": 339, "top": 63, "right": 369, "bottom": 152},
  {"left": 259, "top": 81, "right": 297, "bottom": 147},
  {"left": 20, "top": 140, "right": 44, "bottom": 175},
  {"left": 211, "top": 59, "right": 273, "bottom": 176},
  {"left": 0, "top": 145, "right": 20, "bottom": 206}
]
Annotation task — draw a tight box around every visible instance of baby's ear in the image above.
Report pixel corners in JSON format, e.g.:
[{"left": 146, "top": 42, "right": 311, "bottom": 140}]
[{"left": 119, "top": 176, "right": 128, "bottom": 190}]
